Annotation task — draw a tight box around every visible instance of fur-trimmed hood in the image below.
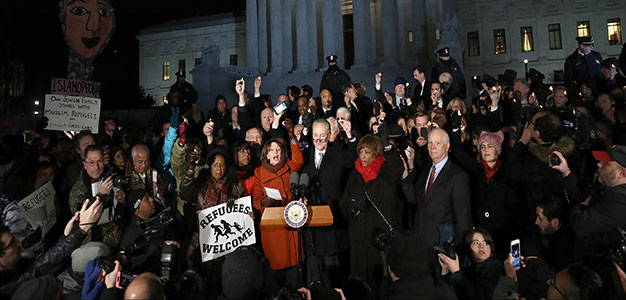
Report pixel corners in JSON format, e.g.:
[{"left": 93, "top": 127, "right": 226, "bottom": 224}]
[{"left": 527, "top": 136, "right": 576, "bottom": 165}]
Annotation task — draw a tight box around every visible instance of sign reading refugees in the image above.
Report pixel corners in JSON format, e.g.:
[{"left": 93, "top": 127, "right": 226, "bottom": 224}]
[
  {"left": 44, "top": 94, "right": 101, "bottom": 133},
  {"left": 17, "top": 182, "right": 57, "bottom": 236},
  {"left": 198, "top": 196, "right": 256, "bottom": 262}
]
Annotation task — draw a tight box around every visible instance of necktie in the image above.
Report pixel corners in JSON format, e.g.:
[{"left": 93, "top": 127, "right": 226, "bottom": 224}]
[
  {"left": 316, "top": 152, "right": 324, "bottom": 169},
  {"left": 425, "top": 165, "right": 436, "bottom": 200}
]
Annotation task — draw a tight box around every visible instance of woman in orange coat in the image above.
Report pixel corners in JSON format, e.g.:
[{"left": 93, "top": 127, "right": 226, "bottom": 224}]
[{"left": 253, "top": 137, "right": 304, "bottom": 290}]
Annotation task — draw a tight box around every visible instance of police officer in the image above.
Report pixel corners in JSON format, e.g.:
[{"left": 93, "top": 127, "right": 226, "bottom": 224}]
[
  {"left": 169, "top": 71, "right": 198, "bottom": 115},
  {"left": 564, "top": 36, "right": 603, "bottom": 90},
  {"left": 320, "top": 54, "right": 352, "bottom": 109},
  {"left": 431, "top": 46, "right": 466, "bottom": 99}
]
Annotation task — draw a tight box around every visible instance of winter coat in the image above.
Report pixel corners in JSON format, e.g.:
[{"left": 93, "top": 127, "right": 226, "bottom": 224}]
[
  {"left": 445, "top": 256, "right": 505, "bottom": 300},
  {"left": 252, "top": 141, "right": 304, "bottom": 270},
  {"left": 339, "top": 150, "right": 403, "bottom": 292}
]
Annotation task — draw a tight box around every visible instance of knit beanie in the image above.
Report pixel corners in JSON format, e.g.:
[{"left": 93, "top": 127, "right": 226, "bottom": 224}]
[{"left": 478, "top": 131, "right": 505, "bottom": 155}]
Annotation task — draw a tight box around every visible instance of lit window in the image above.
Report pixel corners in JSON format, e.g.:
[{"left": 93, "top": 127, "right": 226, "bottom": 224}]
[
  {"left": 408, "top": 31, "right": 414, "bottom": 43},
  {"left": 467, "top": 31, "right": 480, "bottom": 57},
  {"left": 162, "top": 61, "right": 170, "bottom": 81},
  {"left": 548, "top": 23, "right": 562, "bottom": 50},
  {"left": 494, "top": 29, "right": 506, "bottom": 55},
  {"left": 195, "top": 57, "right": 202, "bottom": 66},
  {"left": 608, "top": 18, "right": 622, "bottom": 45},
  {"left": 521, "top": 27, "right": 534, "bottom": 52},
  {"left": 178, "top": 59, "right": 186, "bottom": 74},
  {"left": 435, "top": 29, "right": 441, "bottom": 41},
  {"left": 163, "top": 96, "right": 168, "bottom": 105},
  {"left": 577, "top": 21, "right": 590, "bottom": 37}
]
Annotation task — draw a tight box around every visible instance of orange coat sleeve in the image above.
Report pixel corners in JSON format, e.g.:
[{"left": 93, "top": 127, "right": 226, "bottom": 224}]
[{"left": 287, "top": 141, "right": 304, "bottom": 172}]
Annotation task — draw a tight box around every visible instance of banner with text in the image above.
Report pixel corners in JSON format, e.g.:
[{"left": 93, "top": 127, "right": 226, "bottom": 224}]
[
  {"left": 17, "top": 182, "right": 57, "bottom": 236},
  {"left": 51, "top": 78, "right": 101, "bottom": 98},
  {"left": 198, "top": 196, "right": 256, "bottom": 262},
  {"left": 44, "top": 94, "right": 101, "bottom": 133}
]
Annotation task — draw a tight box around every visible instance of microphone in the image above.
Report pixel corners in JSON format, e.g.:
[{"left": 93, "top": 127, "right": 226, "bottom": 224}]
[
  {"left": 289, "top": 172, "right": 300, "bottom": 201},
  {"left": 298, "top": 173, "right": 310, "bottom": 201}
]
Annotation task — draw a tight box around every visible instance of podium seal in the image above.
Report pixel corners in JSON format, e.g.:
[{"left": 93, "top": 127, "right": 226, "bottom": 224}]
[{"left": 284, "top": 201, "right": 308, "bottom": 228}]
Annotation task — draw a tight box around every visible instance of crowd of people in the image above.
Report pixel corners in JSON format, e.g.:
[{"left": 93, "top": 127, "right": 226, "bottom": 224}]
[{"left": 2, "top": 37, "right": 626, "bottom": 299}]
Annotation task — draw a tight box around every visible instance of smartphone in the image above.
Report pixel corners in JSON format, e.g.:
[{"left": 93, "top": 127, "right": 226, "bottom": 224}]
[
  {"left": 273, "top": 102, "right": 288, "bottom": 115},
  {"left": 115, "top": 271, "right": 137, "bottom": 289},
  {"left": 510, "top": 239, "right": 521, "bottom": 270},
  {"left": 420, "top": 127, "right": 428, "bottom": 140}
]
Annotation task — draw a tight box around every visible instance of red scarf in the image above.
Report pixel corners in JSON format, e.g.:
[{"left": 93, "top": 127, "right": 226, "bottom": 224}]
[
  {"left": 355, "top": 156, "right": 386, "bottom": 183},
  {"left": 481, "top": 159, "right": 501, "bottom": 182}
]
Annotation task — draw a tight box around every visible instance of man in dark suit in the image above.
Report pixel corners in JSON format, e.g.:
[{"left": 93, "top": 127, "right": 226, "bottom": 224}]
[
  {"left": 412, "top": 66, "right": 431, "bottom": 109},
  {"left": 374, "top": 73, "right": 414, "bottom": 124},
  {"left": 318, "top": 89, "right": 336, "bottom": 119},
  {"left": 302, "top": 118, "right": 357, "bottom": 287},
  {"left": 401, "top": 128, "right": 471, "bottom": 247}
]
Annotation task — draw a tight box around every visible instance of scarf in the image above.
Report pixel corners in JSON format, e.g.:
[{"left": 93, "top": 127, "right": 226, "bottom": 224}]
[
  {"left": 481, "top": 159, "right": 501, "bottom": 182},
  {"left": 262, "top": 155, "right": 287, "bottom": 174},
  {"left": 355, "top": 155, "right": 386, "bottom": 183},
  {"left": 200, "top": 177, "right": 229, "bottom": 210}
]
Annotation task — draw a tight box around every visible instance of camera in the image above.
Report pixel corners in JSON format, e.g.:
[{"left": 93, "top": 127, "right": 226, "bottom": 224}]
[
  {"left": 160, "top": 240, "right": 180, "bottom": 282},
  {"left": 433, "top": 237, "right": 456, "bottom": 259},
  {"left": 95, "top": 251, "right": 136, "bottom": 288},
  {"left": 553, "top": 107, "right": 596, "bottom": 150},
  {"left": 103, "top": 169, "right": 130, "bottom": 190},
  {"left": 372, "top": 228, "right": 397, "bottom": 253},
  {"left": 549, "top": 153, "right": 561, "bottom": 167}
]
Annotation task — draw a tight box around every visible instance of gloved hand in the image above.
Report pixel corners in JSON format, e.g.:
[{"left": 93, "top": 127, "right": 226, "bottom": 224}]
[
  {"left": 449, "top": 110, "right": 462, "bottom": 130},
  {"left": 170, "top": 107, "right": 180, "bottom": 128},
  {"left": 377, "top": 121, "right": 390, "bottom": 148},
  {"left": 178, "top": 121, "right": 189, "bottom": 146},
  {"left": 352, "top": 198, "right": 371, "bottom": 216},
  {"left": 186, "top": 148, "right": 201, "bottom": 169},
  {"left": 302, "top": 113, "right": 313, "bottom": 128},
  {"left": 82, "top": 260, "right": 105, "bottom": 300},
  {"left": 261, "top": 196, "right": 281, "bottom": 207},
  {"left": 283, "top": 118, "right": 296, "bottom": 141}
]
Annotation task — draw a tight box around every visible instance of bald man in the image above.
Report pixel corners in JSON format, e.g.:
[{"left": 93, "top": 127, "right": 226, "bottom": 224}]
[
  {"left": 401, "top": 128, "right": 471, "bottom": 247},
  {"left": 126, "top": 144, "right": 156, "bottom": 192},
  {"left": 124, "top": 273, "right": 165, "bottom": 300}
]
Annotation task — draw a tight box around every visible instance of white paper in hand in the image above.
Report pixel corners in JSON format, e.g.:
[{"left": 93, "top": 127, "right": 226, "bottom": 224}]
[{"left": 264, "top": 187, "right": 283, "bottom": 201}]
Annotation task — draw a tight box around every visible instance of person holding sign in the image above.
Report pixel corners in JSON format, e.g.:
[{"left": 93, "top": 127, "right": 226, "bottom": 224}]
[
  {"left": 180, "top": 148, "right": 247, "bottom": 297},
  {"left": 253, "top": 135, "right": 304, "bottom": 291},
  {"left": 0, "top": 196, "right": 103, "bottom": 289},
  {"left": 69, "top": 145, "right": 126, "bottom": 248}
]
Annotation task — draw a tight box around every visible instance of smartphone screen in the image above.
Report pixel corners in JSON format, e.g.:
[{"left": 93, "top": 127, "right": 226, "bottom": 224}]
[
  {"left": 511, "top": 239, "right": 521, "bottom": 270},
  {"left": 274, "top": 102, "right": 288, "bottom": 115},
  {"left": 115, "top": 272, "right": 137, "bottom": 289},
  {"left": 420, "top": 127, "right": 428, "bottom": 139}
]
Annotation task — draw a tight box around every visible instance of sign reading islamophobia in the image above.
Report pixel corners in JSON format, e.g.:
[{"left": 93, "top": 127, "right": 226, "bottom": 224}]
[{"left": 198, "top": 196, "right": 256, "bottom": 262}]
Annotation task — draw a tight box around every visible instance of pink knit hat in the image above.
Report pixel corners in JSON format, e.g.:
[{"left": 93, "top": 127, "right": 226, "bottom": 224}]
[{"left": 478, "top": 131, "right": 504, "bottom": 155}]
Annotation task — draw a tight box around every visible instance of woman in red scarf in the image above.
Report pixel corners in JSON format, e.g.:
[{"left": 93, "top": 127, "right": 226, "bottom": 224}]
[{"left": 340, "top": 134, "right": 403, "bottom": 292}]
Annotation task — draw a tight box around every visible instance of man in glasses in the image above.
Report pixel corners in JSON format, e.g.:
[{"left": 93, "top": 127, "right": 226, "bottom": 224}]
[
  {"left": 300, "top": 118, "right": 357, "bottom": 287},
  {"left": 69, "top": 145, "right": 125, "bottom": 248},
  {"left": 547, "top": 264, "right": 604, "bottom": 299}
]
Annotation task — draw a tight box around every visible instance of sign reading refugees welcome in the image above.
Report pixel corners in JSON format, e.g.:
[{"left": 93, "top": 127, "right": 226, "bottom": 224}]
[
  {"left": 17, "top": 182, "right": 57, "bottom": 237},
  {"left": 198, "top": 196, "right": 256, "bottom": 262},
  {"left": 44, "top": 94, "right": 101, "bottom": 133}
]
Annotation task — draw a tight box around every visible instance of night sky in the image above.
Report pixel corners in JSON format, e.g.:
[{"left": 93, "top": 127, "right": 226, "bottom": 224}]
[{"left": 1, "top": 0, "right": 244, "bottom": 110}]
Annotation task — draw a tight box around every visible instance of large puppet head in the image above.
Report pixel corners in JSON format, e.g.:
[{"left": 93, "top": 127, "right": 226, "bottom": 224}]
[{"left": 59, "top": 0, "right": 115, "bottom": 60}]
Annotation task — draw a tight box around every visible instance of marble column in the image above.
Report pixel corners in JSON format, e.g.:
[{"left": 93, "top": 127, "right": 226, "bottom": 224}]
[
  {"left": 322, "top": 0, "right": 344, "bottom": 69},
  {"left": 246, "top": 0, "right": 259, "bottom": 72},
  {"left": 269, "top": 0, "right": 284, "bottom": 73},
  {"left": 258, "top": 0, "right": 268, "bottom": 73},
  {"left": 307, "top": 0, "right": 319, "bottom": 71},
  {"left": 282, "top": 0, "right": 293, "bottom": 72},
  {"left": 352, "top": 0, "right": 372, "bottom": 68},
  {"left": 381, "top": 0, "right": 398, "bottom": 66},
  {"left": 294, "top": 0, "right": 309, "bottom": 72},
  {"left": 411, "top": 0, "right": 427, "bottom": 63}
]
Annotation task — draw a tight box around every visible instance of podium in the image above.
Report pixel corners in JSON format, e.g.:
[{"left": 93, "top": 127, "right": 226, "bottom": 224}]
[{"left": 260, "top": 205, "right": 333, "bottom": 228}]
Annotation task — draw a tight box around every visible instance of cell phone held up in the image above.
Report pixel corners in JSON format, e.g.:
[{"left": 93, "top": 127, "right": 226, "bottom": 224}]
[
  {"left": 273, "top": 102, "right": 288, "bottom": 115},
  {"left": 511, "top": 239, "right": 521, "bottom": 270}
]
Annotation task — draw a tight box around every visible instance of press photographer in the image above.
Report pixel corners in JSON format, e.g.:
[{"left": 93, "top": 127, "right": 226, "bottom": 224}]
[{"left": 69, "top": 145, "right": 127, "bottom": 248}]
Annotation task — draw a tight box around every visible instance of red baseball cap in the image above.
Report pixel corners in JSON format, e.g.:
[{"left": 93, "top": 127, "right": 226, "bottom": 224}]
[{"left": 592, "top": 145, "right": 626, "bottom": 168}]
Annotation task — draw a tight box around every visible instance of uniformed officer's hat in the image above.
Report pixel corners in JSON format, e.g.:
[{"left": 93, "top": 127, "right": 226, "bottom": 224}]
[
  {"left": 436, "top": 46, "right": 450, "bottom": 57},
  {"left": 481, "top": 74, "right": 497, "bottom": 89},
  {"left": 527, "top": 68, "right": 545, "bottom": 81},
  {"left": 175, "top": 71, "right": 185, "bottom": 77},
  {"left": 326, "top": 55, "right": 338, "bottom": 63},
  {"left": 393, "top": 76, "right": 408, "bottom": 87},
  {"left": 601, "top": 57, "right": 619, "bottom": 69},
  {"left": 575, "top": 36, "right": 594, "bottom": 46}
]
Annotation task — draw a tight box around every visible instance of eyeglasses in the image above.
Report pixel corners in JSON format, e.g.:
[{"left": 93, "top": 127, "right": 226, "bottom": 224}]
[
  {"left": 84, "top": 159, "right": 104, "bottom": 167},
  {"left": 548, "top": 275, "right": 570, "bottom": 300}
]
